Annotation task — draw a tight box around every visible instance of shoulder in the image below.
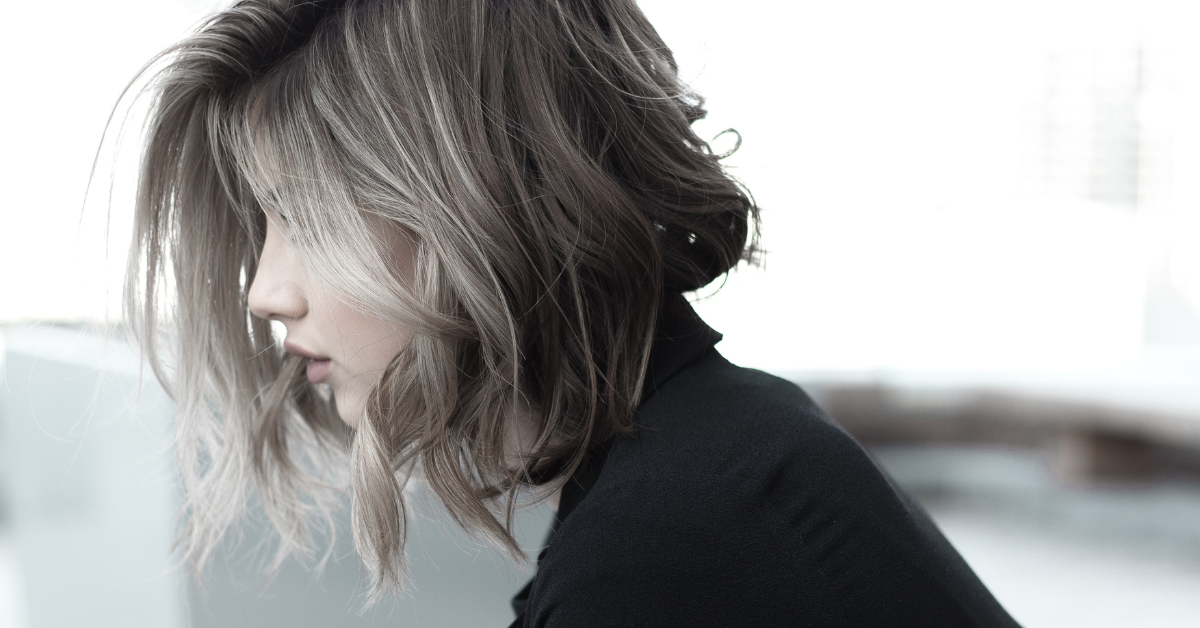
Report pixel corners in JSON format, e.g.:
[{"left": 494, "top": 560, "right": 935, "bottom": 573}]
[
  {"left": 524, "top": 351, "right": 1018, "bottom": 628},
  {"left": 568, "top": 349, "right": 893, "bottom": 562},
  {"left": 626, "top": 350, "right": 875, "bottom": 492},
  {"left": 527, "top": 468, "right": 848, "bottom": 627}
]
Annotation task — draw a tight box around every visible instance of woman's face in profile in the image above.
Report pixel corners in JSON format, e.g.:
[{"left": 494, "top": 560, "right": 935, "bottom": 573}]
[{"left": 247, "top": 208, "right": 415, "bottom": 427}]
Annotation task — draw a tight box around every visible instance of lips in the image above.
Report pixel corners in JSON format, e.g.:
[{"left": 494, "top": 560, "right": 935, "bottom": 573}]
[
  {"left": 283, "top": 341, "right": 332, "bottom": 384},
  {"left": 305, "top": 358, "right": 332, "bottom": 384}
]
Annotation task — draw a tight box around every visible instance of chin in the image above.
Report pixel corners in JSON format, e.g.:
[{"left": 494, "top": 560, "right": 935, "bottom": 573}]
[{"left": 332, "top": 397, "right": 364, "bottom": 429}]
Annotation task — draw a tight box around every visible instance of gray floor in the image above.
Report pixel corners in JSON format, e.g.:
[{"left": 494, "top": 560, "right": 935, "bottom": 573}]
[
  {"left": 3, "top": 445, "right": 1200, "bottom": 627},
  {"left": 7, "top": 327, "right": 1200, "bottom": 626},
  {"left": 5, "top": 489, "right": 1200, "bottom": 628},
  {"left": 878, "top": 444, "right": 1200, "bottom": 628},
  {"left": 931, "top": 500, "right": 1200, "bottom": 627},
  {"left": 186, "top": 493, "right": 554, "bottom": 628}
]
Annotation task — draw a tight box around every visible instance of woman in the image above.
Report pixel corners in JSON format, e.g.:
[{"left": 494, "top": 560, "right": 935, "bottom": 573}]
[{"left": 125, "top": 0, "right": 1019, "bottom": 625}]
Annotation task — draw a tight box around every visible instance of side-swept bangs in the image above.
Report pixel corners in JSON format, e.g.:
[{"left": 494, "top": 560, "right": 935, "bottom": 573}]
[{"left": 124, "top": 0, "right": 758, "bottom": 602}]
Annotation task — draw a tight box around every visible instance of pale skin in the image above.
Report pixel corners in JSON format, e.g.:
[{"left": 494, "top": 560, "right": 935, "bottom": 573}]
[
  {"left": 247, "top": 209, "right": 561, "bottom": 511},
  {"left": 247, "top": 208, "right": 414, "bottom": 429}
]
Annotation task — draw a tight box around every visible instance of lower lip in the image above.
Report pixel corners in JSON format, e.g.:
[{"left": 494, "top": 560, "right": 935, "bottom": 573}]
[{"left": 306, "top": 359, "right": 332, "bottom": 384}]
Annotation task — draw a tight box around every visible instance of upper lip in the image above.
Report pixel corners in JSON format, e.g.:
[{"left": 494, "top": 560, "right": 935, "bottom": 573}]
[{"left": 283, "top": 341, "right": 330, "bottom": 361}]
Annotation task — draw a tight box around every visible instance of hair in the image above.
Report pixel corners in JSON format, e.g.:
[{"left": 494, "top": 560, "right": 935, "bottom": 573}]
[{"left": 124, "top": 0, "right": 757, "bottom": 601}]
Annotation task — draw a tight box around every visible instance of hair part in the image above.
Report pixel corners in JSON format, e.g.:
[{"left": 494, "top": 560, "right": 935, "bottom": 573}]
[{"left": 125, "top": 0, "right": 758, "bottom": 602}]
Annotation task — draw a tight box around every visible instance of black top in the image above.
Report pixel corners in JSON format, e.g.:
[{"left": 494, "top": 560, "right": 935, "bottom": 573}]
[{"left": 509, "top": 296, "right": 1020, "bottom": 628}]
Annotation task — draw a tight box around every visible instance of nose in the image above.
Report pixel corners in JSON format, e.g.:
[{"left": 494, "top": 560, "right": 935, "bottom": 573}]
[{"left": 248, "top": 216, "right": 308, "bottom": 322}]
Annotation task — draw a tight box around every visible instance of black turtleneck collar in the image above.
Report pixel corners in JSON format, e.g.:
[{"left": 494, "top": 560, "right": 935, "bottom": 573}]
[
  {"left": 643, "top": 292, "right": 724, "bottom": 400},
  {"left": 554, "top": 293, "right": 722, "bottom": 525}
]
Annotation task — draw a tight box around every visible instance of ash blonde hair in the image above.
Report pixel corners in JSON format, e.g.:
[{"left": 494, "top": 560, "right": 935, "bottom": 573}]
[{"left": 124, "top": 0, "right": 757, "bottom": 600}]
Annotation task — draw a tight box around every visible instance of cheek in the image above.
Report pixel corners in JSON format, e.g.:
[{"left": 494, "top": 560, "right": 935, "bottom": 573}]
[
  {"left": 322, "top": 299, "right": 413, "bottom": 377},
  {"left": 316, "top": 300, "right": 413, "bottom": 428}
]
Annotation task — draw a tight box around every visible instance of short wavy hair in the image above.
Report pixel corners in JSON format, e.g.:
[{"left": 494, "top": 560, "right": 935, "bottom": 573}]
[{"left": 125, "top": 0, "right": 757, "bottom": 600}]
